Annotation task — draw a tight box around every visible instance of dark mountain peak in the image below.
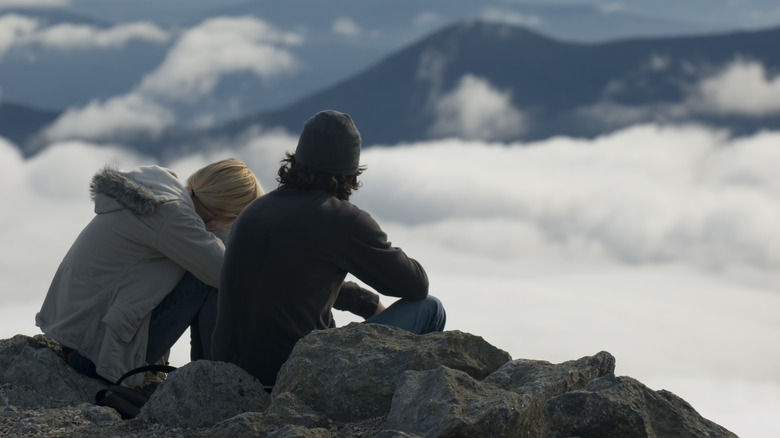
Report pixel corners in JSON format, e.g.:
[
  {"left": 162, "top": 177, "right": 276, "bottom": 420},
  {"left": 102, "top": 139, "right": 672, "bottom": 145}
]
[
  {"left": 204, "top": 19, "right": 780, "bottom": 149},
  {"left": 419, "top": 18, "right": 570, "bottom": 53}
]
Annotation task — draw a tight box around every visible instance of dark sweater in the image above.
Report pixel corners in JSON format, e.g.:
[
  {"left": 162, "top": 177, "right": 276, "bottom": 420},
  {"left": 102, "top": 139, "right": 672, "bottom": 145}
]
[{"left": 211, "top": 187, "right": 429, "bottom": 386}]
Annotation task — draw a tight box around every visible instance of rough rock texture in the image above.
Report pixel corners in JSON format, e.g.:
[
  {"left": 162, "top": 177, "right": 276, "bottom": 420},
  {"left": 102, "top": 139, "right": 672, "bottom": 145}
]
[
  {"left": 139, "top": 359, "right": 271, "bottom": 428},
  {"left": 386, "top": 365, "right": 527, "bottom": 437},
  {"left": 383, "top": 351, "right": 617, "bottom": 437},
  {"left": 0, "top": 324, "right": 737, "bottom": 438},
  {"left": 0, "top": 335, "right": 108, "bottom": 408},
  {"left": 274, "top": 323, "right": 512, "bottom": 422},
  {"left": 544, "top": 374, "right": 739, "bottom": 438}
]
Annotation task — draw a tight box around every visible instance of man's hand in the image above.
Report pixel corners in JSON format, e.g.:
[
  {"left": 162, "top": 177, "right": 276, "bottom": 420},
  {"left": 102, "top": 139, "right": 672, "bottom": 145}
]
[{"left": 373, "top": 301, "right": 386, "bottom": 316}]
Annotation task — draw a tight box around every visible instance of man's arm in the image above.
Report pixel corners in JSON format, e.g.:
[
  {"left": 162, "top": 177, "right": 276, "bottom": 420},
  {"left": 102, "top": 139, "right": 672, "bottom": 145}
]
[
  {"left": 333, "top": 281, "right": 381, "bottom": 319},
  {"left": 342, "top": 209, "right": 429, "bottom": 301}
]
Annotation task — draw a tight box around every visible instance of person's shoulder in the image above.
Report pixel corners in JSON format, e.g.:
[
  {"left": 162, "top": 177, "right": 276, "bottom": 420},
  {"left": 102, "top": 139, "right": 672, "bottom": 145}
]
[{"left": 324, "top": 194, "right": 362, "bottom": 213}]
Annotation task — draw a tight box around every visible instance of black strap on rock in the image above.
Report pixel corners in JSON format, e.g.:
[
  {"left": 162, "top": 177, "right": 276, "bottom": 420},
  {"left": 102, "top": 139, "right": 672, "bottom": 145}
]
[
  {"left": 114, "top": 364, "right": 177, "bottom": 386},
  {"left": 94, "top": 364, "right": 177, "bottom": 419}
]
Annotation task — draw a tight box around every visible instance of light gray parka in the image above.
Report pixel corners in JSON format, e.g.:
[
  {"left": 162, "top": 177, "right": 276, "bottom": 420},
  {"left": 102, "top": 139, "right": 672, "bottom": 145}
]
[{"left": 36, "top": 165, "right": 225, "bottom": 384}]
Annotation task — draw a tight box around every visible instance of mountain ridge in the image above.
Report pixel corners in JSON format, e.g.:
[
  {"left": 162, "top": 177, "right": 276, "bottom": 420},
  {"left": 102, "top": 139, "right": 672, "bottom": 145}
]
[
  {"left": 4, "top": 20, "right": 780, "bottom": 157},
  {"left": 194, "top": 20, "right": 780, "bottom": 149}
]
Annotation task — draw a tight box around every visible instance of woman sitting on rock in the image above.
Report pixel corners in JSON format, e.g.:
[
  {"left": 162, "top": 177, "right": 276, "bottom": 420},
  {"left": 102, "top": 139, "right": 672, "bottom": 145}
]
[{"left": 36, "top": 158, "right": 263, "bottom": 386}]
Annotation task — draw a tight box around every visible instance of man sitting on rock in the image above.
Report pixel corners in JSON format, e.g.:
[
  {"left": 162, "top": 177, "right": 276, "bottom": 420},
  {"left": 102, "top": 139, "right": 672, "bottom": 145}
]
[{"left": 212, "top": 110, "right": 446, "bottom": 388}]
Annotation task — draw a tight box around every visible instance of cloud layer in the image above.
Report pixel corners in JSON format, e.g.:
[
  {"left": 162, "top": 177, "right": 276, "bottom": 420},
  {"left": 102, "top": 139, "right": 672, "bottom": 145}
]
[{"left": 0, "top": 14, "right": 169, "bottom": 59}]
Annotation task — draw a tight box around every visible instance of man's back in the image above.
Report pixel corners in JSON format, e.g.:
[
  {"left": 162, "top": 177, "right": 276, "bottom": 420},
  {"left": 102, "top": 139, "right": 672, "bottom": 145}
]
[{"left": 212, "top": 186, "right": 429, "bottom": 386}]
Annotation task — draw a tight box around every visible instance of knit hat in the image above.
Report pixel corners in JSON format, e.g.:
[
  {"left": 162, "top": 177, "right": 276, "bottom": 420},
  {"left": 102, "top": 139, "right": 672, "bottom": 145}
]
[{"left": 294, "top": 110, "right": 361, "bottom": 176}]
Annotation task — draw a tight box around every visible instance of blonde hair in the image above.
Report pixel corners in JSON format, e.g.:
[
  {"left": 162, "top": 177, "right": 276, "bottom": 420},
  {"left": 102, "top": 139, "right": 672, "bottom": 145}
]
[{"left": 187, "top": 158, "right": 263, "bottom": 223}]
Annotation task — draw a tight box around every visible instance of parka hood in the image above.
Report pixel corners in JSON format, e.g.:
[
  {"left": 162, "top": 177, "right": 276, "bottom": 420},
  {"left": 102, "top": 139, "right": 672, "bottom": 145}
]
[{"left": 90, "top": 166, "right": 190, "bottom": 215}]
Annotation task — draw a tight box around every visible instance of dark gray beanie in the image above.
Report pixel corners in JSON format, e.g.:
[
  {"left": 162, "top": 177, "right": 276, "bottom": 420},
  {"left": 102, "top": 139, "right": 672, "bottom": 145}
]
[{"left": 295, "top": 110, "right": 361, "bottom": 176}]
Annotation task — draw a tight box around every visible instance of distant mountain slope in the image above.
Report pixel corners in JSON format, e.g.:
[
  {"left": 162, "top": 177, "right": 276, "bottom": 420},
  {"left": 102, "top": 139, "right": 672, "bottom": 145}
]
[
  {"left": 202, "top": 20, "right": 780, "bottom": 147},
  {"left": 0, "top": 7, "right": 108, "bottom": 26},
  {"left": 0, "top": 101, "right": 60, "bottom": 150},
  {"left": 9, "top": 20, "right": 780, "bottom": 157}
]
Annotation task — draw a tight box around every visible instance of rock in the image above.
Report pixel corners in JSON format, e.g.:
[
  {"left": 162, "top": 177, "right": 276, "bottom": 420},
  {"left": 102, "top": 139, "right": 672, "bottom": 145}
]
[
  {"left": 384, "top": 365, "right": 526, "bottom": 437},
  {"left": 374, "top": 431, "right": 425, "bottom": 438},
  {"left": 385, "top": 352, "right": 615, "bottom": 437},
  {"left": 0, "top": 334, "right": 108, "bottom": 408},
  {"left": 139, "top": 360, "right": 271, "bottom": 428},
  {"left": 0, "top": 403, "right": 121, "bottom": 437},
  {"left": 264, "top": 392, "right": 330, "bottom": 428},
  {"left": 207, "top": 392, "right": 330, "bottom": 437},
  {"left": 544, "top": 374, "right": 739, "bottom": 438},
  {"left": 485, "top": 351, "right": 617, "bottom": 436},
  {"left": 207, "top": 413, "right": 332, "bottom": 438},
  {"left": 382, "top": 352, "right": 615, "bottom": 437},
  {"left": 273, "top": 323, "right": 512, "bottom": 422},
  {"left": 0, "top": 330, "right": 737, "bottom": 438},
  {"left": 483, "top": 351, "right": 616, "bottom": 394}
]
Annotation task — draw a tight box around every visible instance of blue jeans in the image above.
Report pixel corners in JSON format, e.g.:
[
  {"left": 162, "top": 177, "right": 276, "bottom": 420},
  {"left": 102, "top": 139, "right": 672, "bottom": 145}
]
[
  {"left": 66, "top": 272, "right": 217, "bottom": 380},
  {"left": 146, "top": 272, "right": 218, "bottom": 363},
  {"left": 364, "top": 295, "right": 446, "bottom": 334}
]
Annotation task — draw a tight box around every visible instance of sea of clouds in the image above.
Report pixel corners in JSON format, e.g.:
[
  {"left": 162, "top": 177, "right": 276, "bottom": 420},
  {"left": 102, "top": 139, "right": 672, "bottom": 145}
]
[{"left": 1, "top": 124, "right": 779, "bottom": 437}]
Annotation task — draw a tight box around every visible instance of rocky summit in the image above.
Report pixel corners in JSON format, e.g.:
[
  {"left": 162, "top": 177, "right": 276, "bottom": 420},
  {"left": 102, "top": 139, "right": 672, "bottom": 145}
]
[{"left": 1, "top": 323, "right": 736, "bottom": 437}]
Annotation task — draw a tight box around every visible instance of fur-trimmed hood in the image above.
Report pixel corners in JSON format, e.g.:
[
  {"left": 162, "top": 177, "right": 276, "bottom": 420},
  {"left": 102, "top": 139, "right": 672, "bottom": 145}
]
[{"left": 89, "top": 166, "right": 190, "bottom": 216}]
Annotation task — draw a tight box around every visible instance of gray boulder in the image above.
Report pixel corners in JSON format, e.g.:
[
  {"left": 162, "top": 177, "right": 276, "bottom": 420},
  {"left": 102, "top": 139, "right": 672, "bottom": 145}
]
[
  {"left": 544, "top": 374, "right": 739, "bottom": 438},
  {"left": 0, "top": 334, "right": 107, "bottom": 408},
  {"left": 206, "top": 392, "right": 330, "bottom": 438},
  {"left": 384, "top": 365, "right": 526, "bottom": 438},
  {"left": 383, "top": 351, "right": 615, "bottom": 438},
  {"left": 273, "top": 323, "right": 512, "bottom": 422},
  {"left": 139, "top": 359, "right": 271, "bottom": 428}
]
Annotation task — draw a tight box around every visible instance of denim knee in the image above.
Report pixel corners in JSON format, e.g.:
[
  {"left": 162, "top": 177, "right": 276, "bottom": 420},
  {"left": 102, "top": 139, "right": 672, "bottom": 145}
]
[{"left": 424, "top": 295, "right": 447, "bottom": 332}]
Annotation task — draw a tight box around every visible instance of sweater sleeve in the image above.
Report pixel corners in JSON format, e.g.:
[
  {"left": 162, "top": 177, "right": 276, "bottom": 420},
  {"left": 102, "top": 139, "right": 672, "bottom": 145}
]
[
  {"left": 154, "top": 202, "right": 225, "bottom": 287},
  {"left": 341, "top": 209, "right": 429, "bottom": 301},
  {"left": 334, "top": 281, "right": 380, "bottom": 319}
]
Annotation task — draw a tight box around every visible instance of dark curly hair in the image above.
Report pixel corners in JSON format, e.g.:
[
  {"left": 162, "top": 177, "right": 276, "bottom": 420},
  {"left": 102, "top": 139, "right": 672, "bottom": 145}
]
[{"left": 277, "top": 152, "right": 364, "bottom": 201}]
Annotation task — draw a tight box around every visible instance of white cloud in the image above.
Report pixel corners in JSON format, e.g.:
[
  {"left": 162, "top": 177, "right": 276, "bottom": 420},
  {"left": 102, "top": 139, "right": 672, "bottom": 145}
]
[
  {"left": 480, "top": 7, "right": 542, "bottom": 27},
  {"left": 0, "top": 14, "right": 169, "bottom": 59},
  {"left": 687, "top": 58, "right": 780, "bottom": 116},
  {"left": 32, "top": 21, "right": 170, "bottom": 49},
  {"left": 598, "top": 2, "right": 626, "bottom": 14},
  {"left": 3, "top": 124, "right": 780, "bottom": 438},
  {"left": 331, "top": 16, "right": 361, "bottom": 37},
  {"left": 577, "top": 57, "right": 780, "bottom": 130},
  {"left": 37, "top": 16, "right": 303, "bottom": 142},
  {"left": 412, "top": 11, "right": 441, "bottom": 28},
  {"left": 0, "top": 14, "right": 39, "bottom": 58},
  {"left": 649, "top": 53, "right": 671, "bottom": 71},
  {"left": 40, "top": 93, "right": 176, "bottom": 142},
  {"left": 138, "top": 16, "right": 301, "bottom": 101},
  {"left": 429, "top": 74, "right": 527, "bottom": 141}
]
